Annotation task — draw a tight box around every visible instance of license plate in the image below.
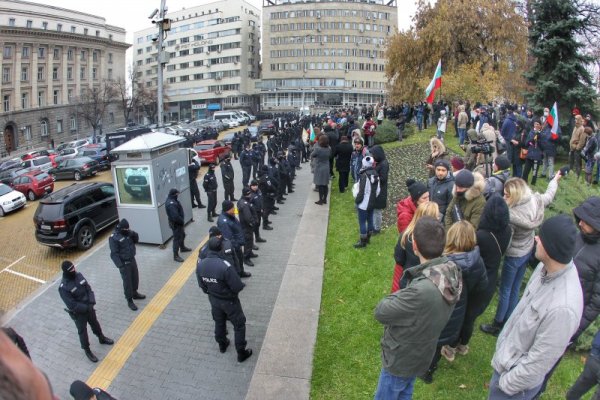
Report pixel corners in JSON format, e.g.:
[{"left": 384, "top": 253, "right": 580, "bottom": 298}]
[
  {"left": 41, "top": 224, "right": 51, "bottom": 230},
  {"left": 131, "top": 186, "right": 141, "bottom": 191}
]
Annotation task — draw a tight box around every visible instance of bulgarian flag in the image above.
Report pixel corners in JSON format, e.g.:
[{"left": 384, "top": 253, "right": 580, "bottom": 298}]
[
  {"left": 547, "top": 102, "right": 559, "bottom": 140},
  {"left": 309, "top": 123, "right": 316, "bottom": 142},
  {"left": 425, "top": 59, "right": 442, "bottom": 104}
]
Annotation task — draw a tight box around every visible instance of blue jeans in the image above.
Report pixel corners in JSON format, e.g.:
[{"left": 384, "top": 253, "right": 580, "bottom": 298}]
[
  {"left": 458, "top": 128, "right": 466, "bottom": 145},
  {"left": 374, "top": 369, "right": 416, "bottom": 400},
  {"left": 358, "top": 208, "right": 374, "bottom": 236},
  {"left": 416, "top": 115, "right": 423, "bottom": 131},
  {"left": 494, "top": 254, "right": 530, "bottom": 323},
  {"left": 488, "top": 370, "right": 542, "bottom": 399}
]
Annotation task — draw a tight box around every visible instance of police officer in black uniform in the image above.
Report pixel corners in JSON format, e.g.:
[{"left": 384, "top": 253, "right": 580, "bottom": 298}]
[
  {"left": 188, "top": 158, "right": 206, "bottom": 209},
  {"left": 203, "top": 163, "right": 219, "bottom": 222},
  {"left": 166, "top": 188, "right": 191, "bottom": 262},
  {"left": 239, "top": 144, "right": 253, "bottom": 187},
  {"left": 237, "top": 188, "right": 257, "bottom": 266},
  {"left": 58, "top": 261, "right": 114, "bottom": 363},
  {"left": 199, "top": 226, "right": 250, "bottom": 277},
  {"left": 109, "top": 219, "right": 146, "bottom": 311},
  {"left": 220, "top": 154, "right": 236, "bottom": 202},
  {"left": 258, "top": 166, "right": 276, "bottom": 228},
  {"left": 251, "top": 144, "right": 262, "bottom": 179},
  {"left": 196, "top": 237, "right": 253, "bottom": 362},
  {"left": 249, "top": 180, "right": 269, "bottom": 241},
  {"left": 217, "top": 200, "right": 251, "bottom": 275}
]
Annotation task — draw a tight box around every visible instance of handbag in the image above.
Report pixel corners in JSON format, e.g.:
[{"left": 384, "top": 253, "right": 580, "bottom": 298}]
[
  {"left": 352, "top": 182, "right": 360, "bottom": 198},
  {"left": 519, "top": 148, "right": 528, "bottom": 160}
]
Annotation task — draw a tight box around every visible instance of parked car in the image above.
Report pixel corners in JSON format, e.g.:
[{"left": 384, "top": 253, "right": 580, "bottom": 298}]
[
  {"left": 0, "top": 158, "right": 22, "bottom": 172},
  {"left": 67, "top": 139, "right": 90, "bottom": 150},
  {"left": 57, "top": 148, "right": 79, "bottom": 160},
  {"left": 0, "top": 168, "right": 28, "bottom": 186},
  {"left": 248, "top": 126, "right": 260, "bottom": 141},
  {"left": 123, "top": 167, "right": 151, "bottom": 198},
  {"left": 33, "top": 182, "right": 118, "bottom": 249},
  {"left": 77, "top": 145, "right": 112, "bottom": 170},
  {"left": 193, "top": 140, "right": 232, "bottom": 164},
  {"left": 258, "top": 119, "right": 277, "bottom": 136},
  {"left": 222, "top": 118, "right": 239, "bottom": 129},
  {"left": 0, "top": 183, "right": 26, "bottom": 217},
  {"left": 49, "top": 157, "right": 100, "bottom": 181},
  {"left": 20, "top": 156, "right": 53, "bottom": 173},
  {"left": 21, "top": 150, "right": 45, "bottom": 161},
  {"left": 11, "top": 170, "right": 54, "bottom": 200}
]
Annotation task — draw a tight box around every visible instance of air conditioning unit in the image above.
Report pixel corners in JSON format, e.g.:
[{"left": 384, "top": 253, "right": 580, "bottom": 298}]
[
  {"left": 206, "top": 64, "right": 211, "bottom": 68},
  {"left": 216, "top": 76, "right": 222, "bottom": 80},
  {"left": 359, "top": 28, "right": 364, "bottom": 33}
]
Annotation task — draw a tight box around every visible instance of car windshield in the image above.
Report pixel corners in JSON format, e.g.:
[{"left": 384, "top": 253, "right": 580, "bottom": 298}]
[
  {"left": 0, "top": 184, "right": 13, "bottom": 196},
  {"left": 36, "top": 173, "right": 50, "bottom": 181},
  {"left": 195, "top": 144, "right": 213, "bottom": 150}
]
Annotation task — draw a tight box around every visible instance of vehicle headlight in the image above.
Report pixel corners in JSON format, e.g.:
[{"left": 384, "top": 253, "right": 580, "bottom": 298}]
[{"left": 2, "top": 200, "right": 11, "bottom": 206}]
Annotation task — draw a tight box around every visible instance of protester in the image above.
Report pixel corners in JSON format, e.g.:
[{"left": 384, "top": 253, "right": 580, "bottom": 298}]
[
  {"left": 396, "top": 179, "right": 429, "bottom": 233},
  {"left": 353, "top": 156, "right": 379, "bottom": 248},
  {"left": 428, "top": 159, "right": 454, "bottom": 221},
  {"left": 566, "top": 329, "right": 600, "bottom": 400},
  {"left": 570, "top": 114, "right": 586, "bottom": 179},
  {"left": 370, "top": 145, "right": 389, "bottom": 235},
  {"left": 521, "top": 120, "right": 543, "bottom": 185},
  {"left": 483, "top": 155, "right": 511, "bottom": 200},
  {"left": 333, "top": 135, "right": 353, "bottom": 193},
  {"left": 312, "top": 134, "right": 332, "bottom": 205},
  {"left": 426, "top": 137, "right": 449, "bottom": 178},
  {"left": 444, "top": 170, "right": 486, "bottom": 230}
]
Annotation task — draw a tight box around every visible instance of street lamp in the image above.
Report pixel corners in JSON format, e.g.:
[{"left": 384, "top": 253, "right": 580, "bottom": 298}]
[{"left": 301, "top": 34, "right": 312, "bottom": 110}]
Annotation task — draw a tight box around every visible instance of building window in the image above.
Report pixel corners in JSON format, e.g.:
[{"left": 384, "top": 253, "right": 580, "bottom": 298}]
[
  {"left": 80, "top": 50, "right": 86, "bottom": 61},
  {"left": 56, "top": 119, "right": 63, "bottom": 133},
  {"left": 42, "top": 21, "right": 48, "bottom": 30},
  {"left": 3, "top": 95, "right": 9, "bottom": 112},
  {"left": 38, "top": 47, "right": 45, "bottom": 58},
  {"left": 108, "top": 69, "right": 113, "bottom": 80},
  {"left": 108, "top": 53, "right": 113, "bottom": 63},
  {"left": 38, "top": 91, "right": 44, "bottom": 106},
  {"left": 137, "top": 49, "right": 143, "bottom": 55},
  {"left": 84, "top": 28, "right": 88, "bottom": 35},
  {"left": 53, "top": 48, "right": 60, "bottom": 60},
  {"left": 57, "top": 23, "right": 62, "bottom": 32},
  {"left": 109, "top": 112, "right": 114, "bottom": 123},
  {"left": 23, "top": 126, "right": 31, "bottom": 142},
  {"left": 167, "top": 65, "right": 176, "bottom": 71},
  {"left": 41, "top": 120, "right": 48, "bottom": 136},
  {"left": 180, "top": 62, "right": 189, "bottom": 69},
  {"left": 71, "top": 26, "right": 76, "bottom": 33},
  {"left": 181, "top": 37, "right": 189, "bottom": 43},
  {"left": 70, "top": 117, "right": 77, "bottom": 131},
  {"left": 37, "top": 66, "right": 44, "bottom": 81},
  {"left": 3, "top": 46, "right": 12, "bottom": 58},
  {"left": 21, "top": 66, "right": 28, "bottom": 81},
  {"left": 22, "top": 46, "right": 30, "bottom": 58},
  {"left": 53, "top": 90, "right": 59, "bottom": 105},
  {"left": 67, "top": 66, "right": 73, "bottom": 80},
  {"left": 96, "top": 30, "right": 100, "bottom": 37},
  {"left": 146, "top": 46, "right": 152, "bottom": 52},
  {"left": 92, "top": 51, "right": 98, "bottom": 62},
  {"left": 67, "top": 49, "right": 73, "bottom": 60},
  {"left": 21, "top": 92, "right": 28, "bottom": 109},
  {"left": 2, "top": 67, "right": 10, "bottom": 83},
  {"left": 180, "top": 75, "right": 189, "bottom": 82},
  {"left": 68, "top": 89, "right": 75, "bottom": 102},
  {"left": 26, "top": 20, "right": 32, "bottom": 28},
  {"left": 80, "top": 67, "right": 86, "bottom": 79},
  {"left": 92, "top": 67, "right": 97, "bottom": 80},
  {"left": 52, "top": 66, "right": 59, "bottom": 80},
  {"left": 167, "top": 77, "right": 176, "bottom": 84},
  {"left": 9, "top": 18, "right": 15, "bottom": 27}
]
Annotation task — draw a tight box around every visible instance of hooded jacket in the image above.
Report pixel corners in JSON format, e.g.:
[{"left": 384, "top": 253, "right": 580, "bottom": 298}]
[
  {"left": 396, "top": 196, "right": 416, "bottom": 233},
  {"left": 375, "top": 257, "right": 462, "bottom": 377},
  {"left": 355, "top": 167, "right": 379, "bottom": 211},
  {"left": 505, "top": 179, "right": 558, "bottom": 257},
  {"left": 370, "top": 145, "right": 389, "bottom": 209},
  {"left": 426, "top": 138, "right": 449, "bottom": 178},
  {"left": 109, "top": 219, "right": 139, "bottom": 268},
  {"left": 165, "top": 190, "right": 184, "bottom": 226},
  {"left": 444, "top": 172, "right": 486, "bottom": 230},
  {"left": 572, "top": 196, "right": 600, "bottom": 339},
  {"left": 483, "top": 169, "right": 510, "bottom": 200},
  {"left": 428, "top": 173, "right": 455, "bottom": 220}
]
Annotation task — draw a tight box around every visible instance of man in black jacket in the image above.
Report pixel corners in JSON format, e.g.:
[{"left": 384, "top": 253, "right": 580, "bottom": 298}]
[
  {"left": 249, "top": 179, "right": 270, "bottom": 241},
  {"left": 258, "top": 166, "right": 276, "bottom": 228},
  {"left": 166, "top": 188, "right": 191, "bottom": 262},
  {"left": 58, "top": 261, "right": 114, "bottom": 362},
  {"left": 109, "top": 218, "right": 145, "bottom": 311},
  {"left": 237, "top": 188, "right": 257, "bottom": 266},
  {"left": 188, "top": 159, "right": 205, "bottom": 208},
  {"left": 196, "top": 237, "right": 253, "bottom": 362},
  {"left": 220, "top": 154, "right": 236, "bottom": 202},
  {"left": 218, "top": 200, "right": 249, "bottom": 276},
  {"left": 198, "top": 226, "right": 248, "bottom": 277},
  {"left": 334, "top": 135, "right": 353, "bottom": 193},
  {"left": 239, "top": 144, "right": 253, "bottom": 187},
  {"left": 203, "top": 163, "right": 219, "bottom": 222}
]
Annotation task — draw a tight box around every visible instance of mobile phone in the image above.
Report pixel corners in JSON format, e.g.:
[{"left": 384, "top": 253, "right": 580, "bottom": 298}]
[{"left": 559, "top": 166, "right": 570, "bottom": 176}]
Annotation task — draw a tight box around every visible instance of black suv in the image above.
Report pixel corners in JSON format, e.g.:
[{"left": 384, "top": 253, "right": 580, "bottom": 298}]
[{"left": 33, "top": 182, "right": 118, "bottom": 250}]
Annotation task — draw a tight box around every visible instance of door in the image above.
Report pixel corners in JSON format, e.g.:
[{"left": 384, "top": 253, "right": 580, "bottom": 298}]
[{"left": 3, "top": 125, "right": 16, "bottom": 154}]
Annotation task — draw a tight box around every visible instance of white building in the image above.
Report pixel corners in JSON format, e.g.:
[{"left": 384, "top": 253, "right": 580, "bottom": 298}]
[
  {"left": 133, "top": 0, "right": 261, "bottom": 122},
  {"left": 0, "top": 0, "right": 129, "bottom": 155}
]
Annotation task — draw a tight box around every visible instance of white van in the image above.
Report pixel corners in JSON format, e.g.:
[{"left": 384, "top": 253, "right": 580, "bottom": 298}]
[
  {"left": 213, "top": 111, "right": 248, "bottom": 125},
  {"left": 237, "top": 110, "right": 256, "bottom": 122}
]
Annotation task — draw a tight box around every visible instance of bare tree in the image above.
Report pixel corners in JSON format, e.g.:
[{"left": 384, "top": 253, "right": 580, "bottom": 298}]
[
  {"left": 112, "top": 64, "right": 139, "bottom": 125},
  {"left": 136, "top": 83, "right": 169, "bottom": 125},
  {"left": 76, "top": 82, "right": 116, "bottom": 143}
]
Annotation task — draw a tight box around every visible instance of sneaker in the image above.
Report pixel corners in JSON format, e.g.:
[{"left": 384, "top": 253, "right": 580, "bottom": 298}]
[
  {"left": 441, "top": 345, "right": 456, "bottom": 362},
  {"left": 456, "top": 344, "right": 469, "bottom": 356}
]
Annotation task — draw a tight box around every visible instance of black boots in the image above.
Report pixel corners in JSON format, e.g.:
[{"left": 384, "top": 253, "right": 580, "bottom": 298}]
[
  {"left": 354, "top": 236, "right": 368, "bottom": 248},
  {"left": 133, "top": 292, "right": 146, "bottom": 300},
  {"left": 84, "top": 348, "right": 98, "bottom": 363},
  {"left": 237, "top": 348, "right": 253, "bottom": 362},
  {"left": 127, "top": 299, "right": 138, "bottom": 311},
  {"left": 219, "top": 338, "right": 230, "bottom": 353},
  {"left": 256, "top": 237, "right": 267, "bottom": 243},
  {"left": 181, "top": 246, "right": 192, "bottom": 252},
  {"left": 99, "top": 336, "right": 114, "bottom": 345},
  {"left": 480, "top": 320, "right": 504, "bottom": 336},
  {"left": 174, "top": 254, "right": 184, "bottom": 262}
]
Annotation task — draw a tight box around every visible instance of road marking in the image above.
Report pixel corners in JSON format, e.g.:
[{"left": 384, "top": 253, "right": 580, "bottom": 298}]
[
  {"left": 3, "top": 268, "right": 45, "bottom": 284},
  {"left": 1, "top": 256, "right": 26, "bottom": 273},
  {"left": 86, "top": 236, "right": 208, "bottom": 390}
]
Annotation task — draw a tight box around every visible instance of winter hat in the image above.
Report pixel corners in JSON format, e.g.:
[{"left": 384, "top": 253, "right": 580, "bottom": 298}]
[
  {"left": 222, "top": 200, "right": 235, "bottom": 212},
  {"left": 494, "top": 155, "right": 511, "bottom": 171},
  {"left": 538, "top": 214, "right": 578, "bottom": 264},
  {"left": 69, "top": 380, "right": 95, "bottom": 400},
  {"left": 406, "top": 179, "right": 428, "bottom": 203},
  {"left": 168, "top": 188, "right": 179, "bottom": 196},
  {"left": 242, "top": 187, "right": 252, "bottom": 196},
  {"left": 434, "top": 159, "right": 451, "bottom": 171},
  {"left": 61, "top": 260, "right": 75, "bottom": 273},
  {"left": 208, "top": 226, "right": 221, "bottom": 237},
  {"left": 207, "top": 237, "right": 223, "bottom": 252},
  {"left": 450, "top": 156, "right": 464, "bottom": 171},
  {"left": 208, "top": 163, "right": 217, "bottom": 169},
  {"left": 455, "top": 169, "right": 475, "bottom": 188},
  {"left": 118, "top": 218, "right": 130, "bottom": 230},
  {"left": 250, "top": 180, "right": 258, "bottom": 186},
  {"left": 573, "top": 196, "right": 600, "bottom": 232},
  {"left": 362, "top": 156, "right": 374, "bottom": 169}
]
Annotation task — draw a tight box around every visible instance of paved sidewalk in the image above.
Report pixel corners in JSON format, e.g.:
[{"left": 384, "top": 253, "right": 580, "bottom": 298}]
[{"left": 4, "top": 161, "right": 328, "bottom": 400}]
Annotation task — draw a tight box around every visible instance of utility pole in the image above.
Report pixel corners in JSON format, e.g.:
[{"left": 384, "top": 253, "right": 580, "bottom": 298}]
[{"left": 150, "top": 0, "right": 170, "bottom": 126}]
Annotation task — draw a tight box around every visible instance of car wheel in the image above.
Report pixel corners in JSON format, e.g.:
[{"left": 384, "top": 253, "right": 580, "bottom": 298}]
[
  {"left": 74, "top": 171, "right": 82, "bottom": 181},
  {"left": 27, "top": 190, "right": 36, "bottom": 201},
  {"left": 0, "top": 207, "right": 4, "bottom": 217},
  {"left": 76, "top": 225, "right": 95, "bottom": 250}
]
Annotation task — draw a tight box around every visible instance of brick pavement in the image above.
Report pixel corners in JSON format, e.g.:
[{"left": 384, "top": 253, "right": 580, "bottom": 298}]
[{"left": 5, "top": 157, "right": 321, "bottom": 400}]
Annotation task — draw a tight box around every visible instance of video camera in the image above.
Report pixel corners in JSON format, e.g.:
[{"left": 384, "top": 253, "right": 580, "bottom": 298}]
[{"left": 470, "top": 138, "right": 495, "bottom": 155}]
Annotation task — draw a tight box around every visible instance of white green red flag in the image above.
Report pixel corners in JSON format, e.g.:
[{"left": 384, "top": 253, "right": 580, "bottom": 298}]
[
  {"left": 546, "top": 102, "right": 559, "bottom": 139},
  {"left": 425, "top": 60, "right": 442, "bottom": 104}
]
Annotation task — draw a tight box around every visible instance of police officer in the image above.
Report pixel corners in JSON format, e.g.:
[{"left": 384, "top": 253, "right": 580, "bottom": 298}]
[
  {"left": 58, "top": 261, "right": 114, "bottom": 363},
  {"left": 220, "top": 154, "right": 236, "bottom": 202},
  {"left": 196, "top": 237, "right": 253, "bottom": 362},
  {"left": 109, "top": 218, "right": 145, "bottom": 311},
  {"left": 251, "top": 143, "right": 262, "bottom": 179},
  {"left": 203, "top": 163, "right": 219, "bottom": 222},
  {"left": 188, "top": 158, "right": 206, "bottom": 209},
  {"left": 258, "top": 165, "right": 276, "bottom": 228},
  {"left": 249, "top": 180, "right": 269, "bottom": 241},
  {"left": 217, "top": 200, "right": 251, "bottom": 275},
  {"left": 199, "top": 226, "right": 250, "bottom": 278},
  {"left": 166, "top": 188, "right": 191, "bottom": 262},
  {"left": 237, "top": 188, "right": 257, "bottom": 266},
  {"left": 239, "top": 144, "right": 253, "bottom": 187}
]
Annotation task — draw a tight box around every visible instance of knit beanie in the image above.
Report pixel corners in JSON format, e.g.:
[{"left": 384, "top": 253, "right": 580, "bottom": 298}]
[
  {"left": 538, "top": 214, "right": 578, "bottom": 264},
  {"left": 406, "top": 179, "right": 428, "bottom": 203},
  {"left": 362, "top": 156, "right": 374, "bottom": 169},
  {"left": 494, "top": 155, "right": 511, "bottom": 171},
  {"left": 61, "top": 260, "right": 75, "bottom": 273},
  {"left": 450, "top": 156, "right": 464, "bottom": 171},
  {"left": 222, "top": 200, "right": 235, "bottom": 212},
  {"left": 208, "top": 226, "right": 221, "bottom": 237},
  {"left": 69, "top": 380, "right": 94, "bottom": 400},
  {"left": 455, "top": 169, "right": 475, "bottom": 188},
  {"left": 573, "top": 196, "right": 600, "bottom": 232},
  {"left": 434, "top": 159, "right": 451, "bottom": 171}
]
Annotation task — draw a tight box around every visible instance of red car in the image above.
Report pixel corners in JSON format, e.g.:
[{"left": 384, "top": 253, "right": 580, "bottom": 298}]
[
  {"left": 11, "top": 170, "right": 54, "bottom": 200},
  {"left": 193, "top": 140, "right": 232, "bottom": 164}
]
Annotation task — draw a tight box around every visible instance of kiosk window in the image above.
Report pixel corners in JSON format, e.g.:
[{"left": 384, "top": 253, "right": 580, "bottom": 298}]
[{"left": 115, "top": 166, "right": 153, "bottom": 205}]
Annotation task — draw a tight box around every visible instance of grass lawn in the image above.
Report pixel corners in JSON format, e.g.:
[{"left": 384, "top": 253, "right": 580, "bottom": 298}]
[{"left": 310, "top": 124, "right": 599, "bottom": 399}]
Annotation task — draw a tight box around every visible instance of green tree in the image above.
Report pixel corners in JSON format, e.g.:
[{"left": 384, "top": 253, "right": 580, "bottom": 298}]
[{"left": 524, "top": 0, "right": 598, "bottom": 117}]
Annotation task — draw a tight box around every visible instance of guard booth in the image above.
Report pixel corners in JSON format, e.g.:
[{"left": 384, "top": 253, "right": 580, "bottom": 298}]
[{"left": 110, "top": 132, "right": 192, "bottom": 244}]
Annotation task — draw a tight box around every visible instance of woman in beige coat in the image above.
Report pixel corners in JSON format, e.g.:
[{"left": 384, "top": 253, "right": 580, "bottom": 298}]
[{"left": 570, "top": 114, "right": 586, "bottom": 178}]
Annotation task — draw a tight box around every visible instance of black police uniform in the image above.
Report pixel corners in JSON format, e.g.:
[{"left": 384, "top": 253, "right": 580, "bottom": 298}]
[
  {"left": 199, "top": 236, "right": 241, "bottom": 275},
  {"left": 203, "top": 167, "right": 219, "bottom": 221},
  {"left": 188, "top": 160, "right": 204, "bottom": 208},
  {"left": 237, "top": 195, "right": 256, "bottom": 262},
  {"left": 239, "top": 148, "right": 253, "bottom": 187},
  {"left": 217, "top": 212, "right": 247, "bottom": 274},
  {"left": 109, "top": 219, "right": 143, "bottom": 308},
  {"left": 196, "top": 245, "right": 251, "bottom": 359},
  {"left": 251, "top": 145, "right": 262, "bottom": 179},
  {"left": 59, "top": 272, "right": 108, "bottom": 351},
  {"left": 220, "top": 158, "right": 235, "bottom": 201},
  {"left": 258, "top": 169, "right": 277, "bottom": 228},
  {"left": 165, "top": 189, "right": 189, "bottom": 260},
  {"left": 249, "top": 186, "right": 268, "bottom": 238}
]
